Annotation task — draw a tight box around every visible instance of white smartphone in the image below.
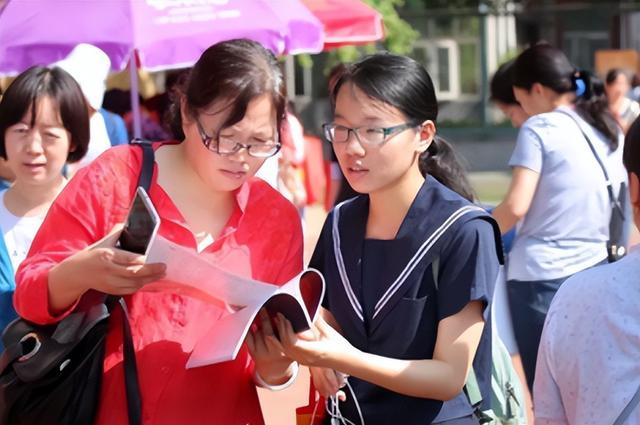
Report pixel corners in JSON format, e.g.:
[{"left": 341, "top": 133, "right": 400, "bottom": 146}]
[{"left": 117, "top": 186, "right": 160, "bottom": 256}]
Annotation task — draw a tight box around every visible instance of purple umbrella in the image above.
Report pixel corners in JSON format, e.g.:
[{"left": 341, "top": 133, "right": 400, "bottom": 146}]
[
  {"left": 0, "top": 0, "right": 323, "bottom": 73},
  {"left": 0, "top": 0, "right": 324, "bottom": 136}
]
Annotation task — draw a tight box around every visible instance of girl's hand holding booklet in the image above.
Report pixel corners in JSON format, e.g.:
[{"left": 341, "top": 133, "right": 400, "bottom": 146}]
[{"left": 117, "top": 187, "right": 325, "bottom": 367}]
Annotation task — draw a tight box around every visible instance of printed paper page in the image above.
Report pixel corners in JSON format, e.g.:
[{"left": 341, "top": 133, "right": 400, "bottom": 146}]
[{"left": 144, "top": 235, "right": 277, "bottom": 308}]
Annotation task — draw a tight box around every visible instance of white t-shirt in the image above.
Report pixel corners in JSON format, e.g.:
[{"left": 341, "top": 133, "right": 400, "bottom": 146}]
[
  {"left": 0, "top": 191, "right": 46, "bottom": 273},
  {"left": 534, "top": 246, "right": 640, "bottom": 425},
  {"left": 507, "top": 106, "right": 627, "bottom": 281},
  {"left": 77, "top": 112, "right": 112, "bottom": 169}
]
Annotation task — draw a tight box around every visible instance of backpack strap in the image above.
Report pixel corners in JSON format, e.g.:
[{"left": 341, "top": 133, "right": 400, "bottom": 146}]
[{"left": 555, "top": 110, "right": 624, "bottom": 220}]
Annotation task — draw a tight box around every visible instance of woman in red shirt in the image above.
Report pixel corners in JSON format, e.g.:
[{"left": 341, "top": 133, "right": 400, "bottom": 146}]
[{"left": 14, "top": 39, "right": 303, "bottom": 425}]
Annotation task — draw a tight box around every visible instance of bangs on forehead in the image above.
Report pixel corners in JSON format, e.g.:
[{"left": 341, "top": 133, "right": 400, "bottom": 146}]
[
  {"left": 337, "top": 81, "right": 407, "bottom": 121},
  {"left": 27, "top": 94, "right": 63, "bottom": 128}
]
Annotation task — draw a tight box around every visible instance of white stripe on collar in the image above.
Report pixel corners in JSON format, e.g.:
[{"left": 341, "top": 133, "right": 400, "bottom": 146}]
[
  {"left": 332, "top": 201, "right": 364, "bottom": 321},
  {"left": 373, "top": 205, "right": 483, "bottom": 319},
  {"left": 332, "top": 200, "right": 483, "bottom": 322}
]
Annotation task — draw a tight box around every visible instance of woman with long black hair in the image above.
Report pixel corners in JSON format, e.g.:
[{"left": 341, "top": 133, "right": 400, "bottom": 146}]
[{"left": 491, "top": 43, "right": 628, "bottom": 390}]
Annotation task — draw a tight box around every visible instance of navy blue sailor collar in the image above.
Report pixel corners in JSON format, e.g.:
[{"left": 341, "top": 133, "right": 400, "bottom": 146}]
[{"left": 332, "top": 176, "right": 500, "bottom": 334}]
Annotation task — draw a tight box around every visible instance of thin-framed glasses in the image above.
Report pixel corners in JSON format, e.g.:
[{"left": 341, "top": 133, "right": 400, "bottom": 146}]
[
  {"left": 322, "top": 122, "right": 418, "bottom": 146},
  {"left": 196, "top": 119, "right": 281, "bottom": 158}
]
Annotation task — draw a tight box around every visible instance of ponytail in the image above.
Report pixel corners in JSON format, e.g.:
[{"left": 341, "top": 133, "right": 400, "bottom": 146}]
[
  {"left": 572, "top": 70, "right": 619, "bottom": 150},
  {"left": 419, "top": 136, "right": 476, "bottom": 202},
  {"left": 513, "top": 44, "right": 620, "bottom": 151}
]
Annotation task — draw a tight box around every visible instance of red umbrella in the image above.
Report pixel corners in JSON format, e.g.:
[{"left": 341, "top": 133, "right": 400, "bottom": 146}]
[{"left": 301, "top": 0, "right": 384, "bottom": 49}]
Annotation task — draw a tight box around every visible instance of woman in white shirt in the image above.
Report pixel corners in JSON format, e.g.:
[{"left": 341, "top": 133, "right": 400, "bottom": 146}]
[
  {"left": 492, "top": 43, "right": 627, "bottom": 391},
  {"left": 0, "top": 65, "right": 90, "bottom": 328},
  {"left": 605, "top": 68, "right": 640, "bottom": 134}
]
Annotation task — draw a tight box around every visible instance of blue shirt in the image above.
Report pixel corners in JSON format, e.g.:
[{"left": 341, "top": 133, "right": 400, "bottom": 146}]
[
  {"left": 0, "top": 229, "right": 15, "bottom": 350},
  {"left": 99, "top": 108, "right": 129, "bottom": 146},
  {"left": 311, "top": 177, "right": 503, "bottom": 424},
  {"left": 508, "top": 106, "right": 627, "bottom": 281}
]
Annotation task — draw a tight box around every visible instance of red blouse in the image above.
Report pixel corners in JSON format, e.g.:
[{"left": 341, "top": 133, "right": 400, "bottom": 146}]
[{"left": 14, "top": 143, "right": 304, "bottom": 425}]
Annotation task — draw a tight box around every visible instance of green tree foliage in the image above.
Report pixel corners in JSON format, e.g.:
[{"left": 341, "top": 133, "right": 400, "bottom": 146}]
[{"left": 321, "top": 0, "right": 419, "bottom": 71}]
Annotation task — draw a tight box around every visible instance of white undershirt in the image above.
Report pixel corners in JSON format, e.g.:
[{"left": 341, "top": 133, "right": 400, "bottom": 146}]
[{"left": 0, "top": 190, "right": 46, "bottom": 273}]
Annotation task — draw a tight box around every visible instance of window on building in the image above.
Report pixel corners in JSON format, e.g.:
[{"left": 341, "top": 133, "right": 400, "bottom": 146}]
[{"left": 412, "top": 39, "right": 460, "bottom": 100}]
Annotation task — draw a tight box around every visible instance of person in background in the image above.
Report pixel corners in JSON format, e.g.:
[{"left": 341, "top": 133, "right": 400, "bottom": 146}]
[
  {"left": 0, "top": 66, "right": 90, "bottom": 336},
  {"left": 629, "top": 73, "right": 640, "bottom": 103},
  {"left": 486, "top": 60, "right": 536, "bottom": 423},
  {"left": 490, "top": 59, "right": 529, "bottom": 129},
  {"left": 489, "top": 59, "right": 528, "bottom": 254},
  {"left": 54, "top": 44, "right": 115, "bottom": 173},
  {"left": 15, "top": 39, "right": 302, "bottom": 425},
  {"left": 100, "top": 107, "right": 129, "bottom": 146},
  {"left": 534, "top": 116, "right": 640, "bottom": 425},
  {"left": 124, "top": 95, "right": 170, "bottom": 142},
  {"left": 605, "top": 68, "right": 640, "bottom": 134},
  {"left": 145, "top": 69, "right": 190, "bottom": 137},
  {"left": 492, "top": 43, "right": 628, "bottom": 390},
  {"left": 278, "top": 101, "right": 307, "bottom": 213}
]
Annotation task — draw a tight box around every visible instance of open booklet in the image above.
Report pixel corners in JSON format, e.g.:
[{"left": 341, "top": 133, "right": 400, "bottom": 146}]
[{"left": 142, "top": 235, "right": 325, "bottom": 368}]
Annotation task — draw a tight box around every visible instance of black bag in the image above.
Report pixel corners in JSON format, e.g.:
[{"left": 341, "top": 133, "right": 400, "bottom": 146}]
[
  {"left": 0, "top": 140, "right": 155, "bottom": 425},
  {"left": 557, "top": 110, "right": 629, "bottom": 262}
]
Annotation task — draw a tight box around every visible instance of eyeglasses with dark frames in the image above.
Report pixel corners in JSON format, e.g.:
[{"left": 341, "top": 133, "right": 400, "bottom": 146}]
[
  {"left": 196, "top": 119, "right": 281, "bottom": 158},
  {"left": 322, "top": 122, "right": 419, "bottom": 146}
]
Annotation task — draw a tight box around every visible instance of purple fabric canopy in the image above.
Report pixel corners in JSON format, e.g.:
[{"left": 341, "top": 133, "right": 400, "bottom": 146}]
[{"left": 0, "top": 0, "right": 324, "bottom": 74}]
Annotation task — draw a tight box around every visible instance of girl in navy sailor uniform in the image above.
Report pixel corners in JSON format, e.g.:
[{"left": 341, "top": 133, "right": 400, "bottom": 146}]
[{"left": 273, "top": 53, "right": 503, "bottom": 425}]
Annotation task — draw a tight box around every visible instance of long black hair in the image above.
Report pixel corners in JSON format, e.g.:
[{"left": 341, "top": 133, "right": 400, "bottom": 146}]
[
  {"left": 513, "top": 43, "right": 619, "bottom": 150},
  {"left": 168, "top": 39, "right": 286, "bottom": 141}
]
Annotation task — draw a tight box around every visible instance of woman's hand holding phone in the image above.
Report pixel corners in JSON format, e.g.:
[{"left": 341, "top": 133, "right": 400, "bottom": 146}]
[{"left": 48, "top": 225, "right": 167, "bottom": 314}]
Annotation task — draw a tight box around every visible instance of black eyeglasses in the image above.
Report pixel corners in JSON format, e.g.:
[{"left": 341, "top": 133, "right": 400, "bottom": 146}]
[
  {"left": 196, "top": 119, "right": 281, "bottom": 158},
  {"left": 322, "top": 122, "right": 418, "bottom": 146}
]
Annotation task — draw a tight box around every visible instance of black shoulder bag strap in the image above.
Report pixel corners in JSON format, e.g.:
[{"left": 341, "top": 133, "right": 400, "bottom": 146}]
[
  {"left": 613, "top": 382, "right": 640, "bottom": 425},
  {"left": 117, "top": 139, "right": 155, "bottom": 425},
  {"left": 555, "top": 110, "right": 624, "bottom": 220}
]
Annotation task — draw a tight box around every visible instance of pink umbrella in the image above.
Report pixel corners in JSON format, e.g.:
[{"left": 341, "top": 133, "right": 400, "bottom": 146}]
[
  {"left": 302, "top": 0, "right": 384, "bottom": 49},
  {"left": 0, "top": 0, "right": 324, "bottom": 136}
]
